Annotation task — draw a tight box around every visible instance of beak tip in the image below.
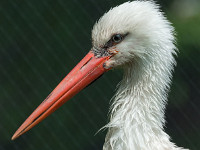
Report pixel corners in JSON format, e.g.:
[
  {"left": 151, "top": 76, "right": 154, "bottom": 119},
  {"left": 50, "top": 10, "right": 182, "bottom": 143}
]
[
  {"left": 11, "top": 131, "right": 21, "bottom": 141},
  {"left": 11, "top": 135, "right": 17, "bottom": 141}
]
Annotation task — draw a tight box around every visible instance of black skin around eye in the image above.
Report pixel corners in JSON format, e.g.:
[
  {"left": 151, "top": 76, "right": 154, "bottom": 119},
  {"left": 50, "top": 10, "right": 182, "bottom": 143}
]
[
  {"left": 112, "top": 34, "right": 123, "bottom": 43},
  {"left": 92, "top": 33, "right": 128, "bottom": 57},
  {"left": 103, "top": 33, "right": 128, "bottom": 49}
]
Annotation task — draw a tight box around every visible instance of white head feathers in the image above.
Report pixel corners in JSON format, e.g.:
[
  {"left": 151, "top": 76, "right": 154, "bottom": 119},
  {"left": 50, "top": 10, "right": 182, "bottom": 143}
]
[{"left": 92, "top": 1, "right": 176, "bottom": 68}]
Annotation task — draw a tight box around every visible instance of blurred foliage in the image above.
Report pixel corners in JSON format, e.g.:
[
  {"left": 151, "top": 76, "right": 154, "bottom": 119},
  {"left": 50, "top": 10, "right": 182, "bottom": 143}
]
[{"left": 0, "top": 0, "right": 199, "bottom": 150}]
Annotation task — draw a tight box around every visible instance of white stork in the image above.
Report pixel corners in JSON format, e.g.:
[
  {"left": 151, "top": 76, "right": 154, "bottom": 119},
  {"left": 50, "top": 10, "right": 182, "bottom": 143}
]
[{"left": 12, "top": 1, "right": 188, "bottom": 150}]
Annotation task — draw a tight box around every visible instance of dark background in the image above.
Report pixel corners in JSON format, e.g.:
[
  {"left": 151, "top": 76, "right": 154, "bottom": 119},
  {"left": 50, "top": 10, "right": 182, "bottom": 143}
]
[{"left": 0, "top": 0, "right": 200, "bottom": 149}]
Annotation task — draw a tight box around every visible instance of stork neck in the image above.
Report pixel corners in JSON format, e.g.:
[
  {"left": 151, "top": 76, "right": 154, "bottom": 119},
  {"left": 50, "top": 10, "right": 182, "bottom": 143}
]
[{"left": 103, "top": 58, "right": 178, "bottom": 150}]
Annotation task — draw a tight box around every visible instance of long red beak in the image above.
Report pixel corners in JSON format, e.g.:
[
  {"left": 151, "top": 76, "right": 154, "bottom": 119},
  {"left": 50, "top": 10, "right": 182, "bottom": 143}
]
[{"left": 12, "top": 51, "right": 112, "bottom": 140}]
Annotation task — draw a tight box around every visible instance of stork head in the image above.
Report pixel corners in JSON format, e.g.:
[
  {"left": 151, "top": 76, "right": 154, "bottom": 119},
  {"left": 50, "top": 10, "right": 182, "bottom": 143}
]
[
  {"left": 92, "top": 1, "right": 175, "bottom": 69},
  {"left": 12, "top": 1, "right": 176, "bottom": 140}
]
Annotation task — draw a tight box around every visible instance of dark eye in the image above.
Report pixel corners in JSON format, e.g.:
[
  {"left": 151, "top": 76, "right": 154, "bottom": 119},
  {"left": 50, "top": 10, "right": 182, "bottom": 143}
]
[{"left": 112, "top": 34, "right": 123, "bottom": 43}]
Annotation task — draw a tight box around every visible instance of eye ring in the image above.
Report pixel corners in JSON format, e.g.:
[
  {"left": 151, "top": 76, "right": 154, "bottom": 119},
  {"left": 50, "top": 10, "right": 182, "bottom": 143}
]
[{"left": 112, "top": 34, "right": 123, "bottom": 43}]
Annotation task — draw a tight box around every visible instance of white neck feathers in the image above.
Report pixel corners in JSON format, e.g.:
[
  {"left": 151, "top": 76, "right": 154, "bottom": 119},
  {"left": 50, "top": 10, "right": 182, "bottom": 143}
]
[{"left": 103, "top": 47, "right": 186, "bottom": 150}]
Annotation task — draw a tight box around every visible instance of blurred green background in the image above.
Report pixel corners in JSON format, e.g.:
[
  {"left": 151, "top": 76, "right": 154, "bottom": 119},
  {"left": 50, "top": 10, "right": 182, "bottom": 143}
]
[{"left": 0, "top": 0, "right": 200, "bottom": 149}]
